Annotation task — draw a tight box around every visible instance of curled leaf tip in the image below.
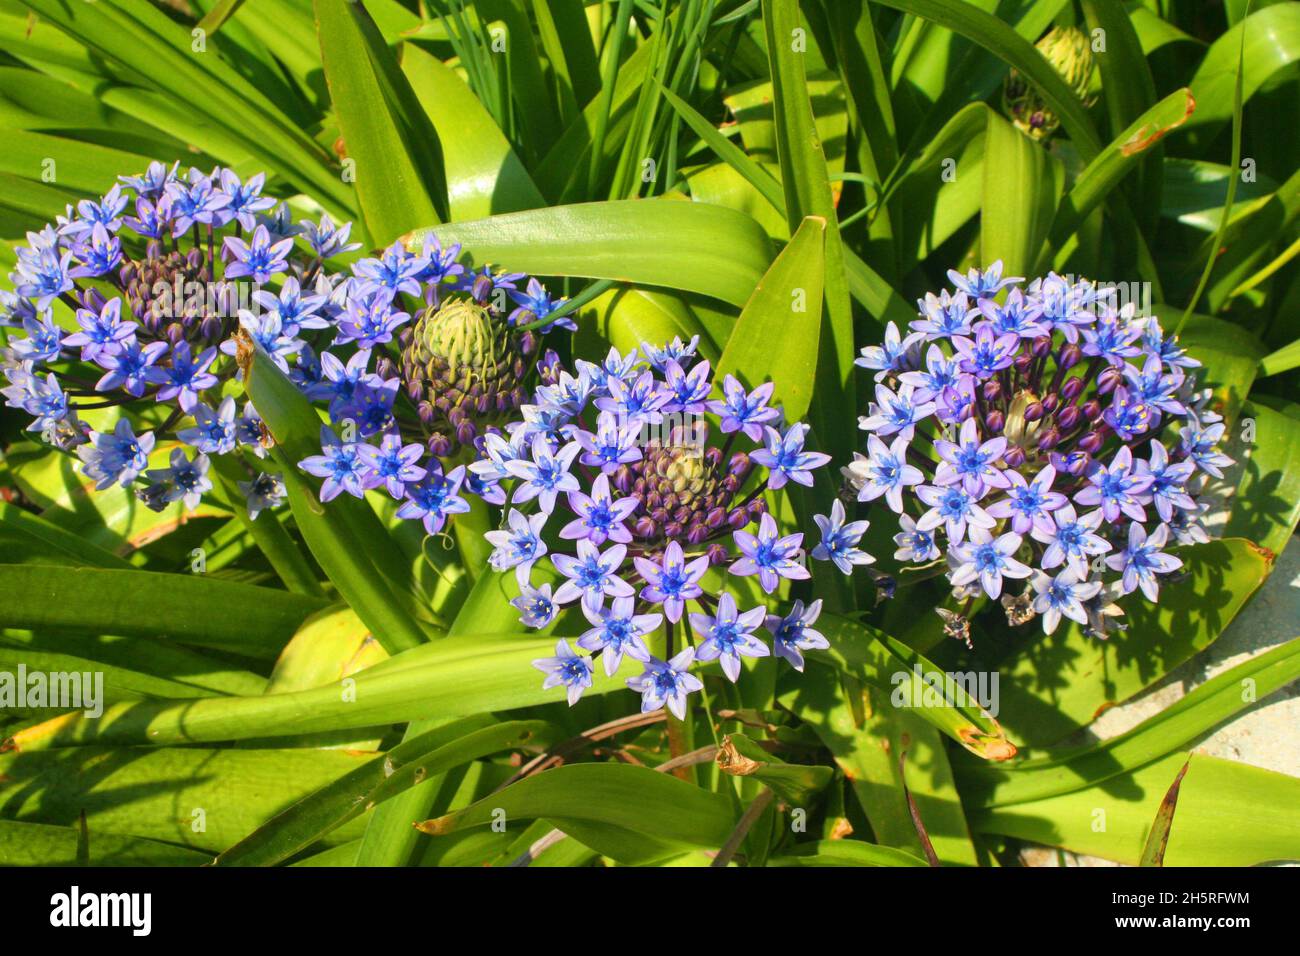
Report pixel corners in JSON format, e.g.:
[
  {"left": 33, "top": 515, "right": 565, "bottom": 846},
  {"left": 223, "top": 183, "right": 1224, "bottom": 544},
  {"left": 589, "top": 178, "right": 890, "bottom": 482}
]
[{"left": 715, "top": 735, "right": 762, "bottom": 776}]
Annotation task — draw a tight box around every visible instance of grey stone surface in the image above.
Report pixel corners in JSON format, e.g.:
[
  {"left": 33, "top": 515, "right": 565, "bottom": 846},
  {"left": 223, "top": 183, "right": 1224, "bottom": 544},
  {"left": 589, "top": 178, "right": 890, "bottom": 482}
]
[{"left": 1021, "top": 534, "right": 1300, "bottom": 866}]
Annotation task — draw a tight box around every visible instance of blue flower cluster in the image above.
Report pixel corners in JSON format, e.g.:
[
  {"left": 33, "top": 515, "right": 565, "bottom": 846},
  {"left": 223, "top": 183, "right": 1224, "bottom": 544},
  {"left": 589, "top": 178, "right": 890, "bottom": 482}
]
[
  {"left": 291, "top": 233, "right": 573, "bottom": 534},
  {"left": 0, "top": 162, "right": 364, "bottom": 518},
  {"left": 848, "top": 263, "right": 1231, "bottom": 638},
  {"left": 470, "top": 339, "right": 858, "bottom": 713}
]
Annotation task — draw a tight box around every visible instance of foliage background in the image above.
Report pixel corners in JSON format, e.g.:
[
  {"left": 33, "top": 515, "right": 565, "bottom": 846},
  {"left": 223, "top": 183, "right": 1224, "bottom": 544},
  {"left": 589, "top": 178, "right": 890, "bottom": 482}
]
[{"left": 0, "top": 0, "right": 1298, "bottom": 867}]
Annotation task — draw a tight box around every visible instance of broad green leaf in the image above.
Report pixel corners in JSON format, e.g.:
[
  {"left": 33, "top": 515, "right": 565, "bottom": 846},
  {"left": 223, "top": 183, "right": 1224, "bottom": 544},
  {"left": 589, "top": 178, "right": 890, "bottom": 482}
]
[
  {"left": 0, "top": 563, "right": 327, "bottom": 659},
  {"left": 985, "top": 539, "right": 1273, "bottom": 748},
  {"left": 970, "top": 752, "right": 1300, "bottom": 866},
  {"left": 0, "top": 820, "right": 209, "bottom": 867},
  {"left": 1223, "top": 402, "right": 1300, "bottom": 555},
  {"left": 3, "top": 632, "right": 622, "bottom": 751},
  {"left": 0, "top": 501, "right": 134, "bottom": 569},
  {"left": 715, "top": 215, "right": 825, "bottom": 424},
  {"left": 0, "top": 745, "right": 371, "bottom": 853},
  {"left": 873, "top": 0, "right": 1103, "bottom": 161},
  {"left": 961, "top": 636, "right": 1300, "bottom": 807},
  {"left": 980, "top": 110, "right": 1063, "bottom": 279},
  {"left": 244, "top": 341, "right": 433, "bottom": 653},
  {"left": 400, "top": 43, "right": 544, "bottom": 221},
  {"left": 215, "top": 718, "right": 548, "bottom": 866},
  {"left": 415, "top": 763, "right": 736, "bottom": 863},
  {"left": 779, "top": 665, "right": 980, "bottom": 865},
  {"left": 314, "top": 0, "right": 447, "bottom": 245},
  {"left": 715, "top": 732, "right": 834, "bottom": 806},
  {"left": 761, "top": 0, "right": 855, "bottom": 466},
  {"left": 406, "top": 200, "right": 774, "bottom": 308},
  {"left": 767, "top": 839, "right": 929, "bottom": 868},
  {"left": 1041, "top": 88, "right": 1196, "bottom": 273}
]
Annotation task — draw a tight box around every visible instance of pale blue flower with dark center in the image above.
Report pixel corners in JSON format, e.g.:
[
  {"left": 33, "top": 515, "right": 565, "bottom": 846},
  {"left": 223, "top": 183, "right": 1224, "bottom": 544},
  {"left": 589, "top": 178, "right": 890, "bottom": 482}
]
[
  {"left": 1030, "top": 568, "right": 1102, "bottom": 634},
  {"left": 1180, "top": 422, "right": 1233, "bottom": 479},
  {"left": 662, "top": 358, "right": 712, "bottom": 414},
  {"left": 855, "top": 320, "right": 923, "bottom": 381},
  {"left": 765, "top": 599, "right": 827, "bottom": 672},
  {"left": 560, "top": 472, "right": 639, "bottom": 545},
  {"left": 632, "top": 540, "right": 710, "bottom": 623},
  {"left": 690, "top": 592, "right": 770, "bottom": 682},
  {"left": 218, "top": 170, "right": 276, "bottom": 231},
  {"left": 977, "top": 288, "right": 1047, "bottom": 339},
  {"left": 352, "top": 241, "right": 428, "bottom": 301},
  {"left": 641, "top": 336, "right": 699, "bottom": 373},
  {"left": 165, "top": 174, "right": 230, "bottom": 235},
  {"left": 95, "top": 339, "right": 168, "bottom": 397},
  {"left": 358, "top": 433, "right": 427, "bottom": 498},
  {"left": 301, "top": 213, "right": 361, "bottom": 260},
  {"left": 234, "top": 471, "right": 283, "bottom": 520},
  {"left": 311, "top": 348, "right": 374, "bottom": 418},
  {"left": 893, "top": 513, "right": 939, "bottom": 563},
  {"left": 511, "top": 582, "right": 557, "bottom": 629},
  {"left": 332, "top": 292, "right": 410, "bottom": 349},
  {"left": 751, "top": 422, "right": 830, "bottom": 489},
  {"left": 508, "top": 276, "right": 573, "bottom": 331},
  {"left": 911, "top": 290, "right": 975, "bottom": 339},
  {"left": 1137, "top": 441, "right": 1196, "bottom": 523},
  {"left": 594, "top": 369, "right": 669, "bottom": 425},
  {"left": 1081, "top": 315, "right": 1142, "bottom": 366},
  {"left": 1074, "top": 446, "right": 1153, "bottom": 523},
  {"left": 551, "top": 539, "right": 633, "bottom": 613},
  {"left": 916, "top": 483, "right": 996, "bottom": 545},
  {"left": 812, "top": 499, "right": 873, "bottom": 575},
  {"left": 532, "top": 639, "right": 594, "bottom": 707},
  {"left": 952, "top": 325, "right": 1019, "bottom": 377},
  {"left": 14, "top": 245, "right": 74, "bottom": 310},
  {"left": 626, "top": 649, "right": 702, "bottom": 719},
  {"left": 179, "top": 396, "right": 238, "bottom": 456},
  {"left": 227, "top": 310, "right": 301, "bottom": 374},
  {"left": 12, "top": 312, "right": 64, "bottom": 364},
  {"left": 485, "top": 508, "right": 549, "bottom": 585},
  {"left": 947, "top": 527, "right": 1032, "bottom": 599},
  {"left": 144, "top": 340, "right": 216, "bottom": 412},
  {"left": 845, "top": 433, "right": 923, "bottom": 512},
  {"left": 76, "top": 419, "right": 154, "bottom": 490},
  {"left": 1106, "top": 522, "right": 1181, "bottom": 601},
  {"left": 1102, "top": 389, "right": 1156, "bottom": 441},
  {"left": 1122, "top": 352, "right": 1186, "bottom": 416},
  {"left": 986, "top": 465, "right": 1068, "bottom": 536},
  {"left": 505, "top": 435, "right": 582, "bottom": 513},
  {"left": 69, "top": 223, "right": 122, "bottom": 279},
  {"left": 396, "top": 465, "right": 469, "bottom": 534},
  {"left": 143, "top": 447, "right": 212, "bottom": 511},
  {"left": 859, "top": 381, "right": 935, "bottom": 441},
  {"left": 1029, "top": 504, "right": 1110, "bottom": 578},
  {"left": 298, "top": 426, "right": 373, "bottom": 502},
  {"left": 574, "top": 409, "right": 643, "bottom": 472},
  {"left": 577, "top": 596, "right": 659, "bottom": 676},
  {"left": 934, "top": 416, "right": 1010, "bottom": 495},
  {"left": 898, "top": 344, "right": 962, "bottom": 404},
  {"left": 253, "top": 277, "right": 329, "bottom": 335},
  {"left": 576, "top": 346, "right": 641, "bottom": 388},
  {"left": 707, "top": 375, "right": 780, "bottom": 441},
  {"left": 234, "top": 402, "right": 268, "bottom": 458},
  {"left": 947, "top": 259, "right": 1022, "bottom": 298},
  {"left": 729, "top": 512, "right": 809, "bottom": 593}
]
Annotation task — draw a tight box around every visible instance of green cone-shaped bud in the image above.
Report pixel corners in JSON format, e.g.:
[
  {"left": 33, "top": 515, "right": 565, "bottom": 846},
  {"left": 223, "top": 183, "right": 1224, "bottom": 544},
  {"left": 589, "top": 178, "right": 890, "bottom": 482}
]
[
  {"left": 399, "top": 297, "right": 534, "bottom": 454},
  {"left": 1003, "top": 26, "right": 1096, "bottom": 141}
]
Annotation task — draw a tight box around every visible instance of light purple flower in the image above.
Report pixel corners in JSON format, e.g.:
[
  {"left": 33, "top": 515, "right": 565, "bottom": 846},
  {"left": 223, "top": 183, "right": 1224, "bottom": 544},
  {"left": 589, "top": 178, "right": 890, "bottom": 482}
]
[
  {"left": 1106, "top": 522, "right": 1181, "bottom": 601},
  {"left": 986, "top": 464, "right": 1067, "bottom": 536},
  {"left": 707, "top": 375, "right": 780, "bottom": 441},
  {"left": 845, "top": 434, "right": 923, "bottom": 512},
  {"left": 551, "top": 539, "right": 633, "bottom": 613},
  {"left": 947, "top": 527, "right": 1032, "bottom": 599},
  {"left": 632, "top": 540, "right": 710, "bottom": 623},
  {"left": 766, "top": 599, "right": 827, "bottom": 672},
  {"left": 626, "top": 649, "right": 702, "bottom": 719},
  {"left": 561, "top": 472, "right": 639, "bottom": 545},
  {"left": 751, "top": 422, "right": 830, "bottom": 490},
  {"left": 1031, "top": 568, "right": 1103, "bottom": 635},
  {"left": 577, "top": 595, "right": 659, "bottom": 676},
  {"left": 532, "top": 639, "right": 594, "bottom": 707},
  {"left": 811, "top": 499, "right": 873, "bottom": 574},
  {"left": 729, "top": 512, "right": 809, "bottom": 593},
  {"left": 506, "top": 436, "right": 581, "bottom": 513},
  {"left": 485, "top": 508, "right": 549, "bottom": 586},
  {"left": 690, "top": 592, "right": 770, "bottom": 682}
]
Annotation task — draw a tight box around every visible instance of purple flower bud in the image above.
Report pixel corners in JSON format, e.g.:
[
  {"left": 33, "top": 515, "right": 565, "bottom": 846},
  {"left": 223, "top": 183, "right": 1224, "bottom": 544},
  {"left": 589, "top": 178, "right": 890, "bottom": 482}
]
[
  {"left": 1057, "top": 405, "right": 1081, "bottom": 431},
  {"left": 705, "top": 506, "right": 727, "bottom": 528},
  {"left": 1003, "top": 445, "right": 1027, "bottom": 468},
  {"left": 707, "top": 543, "right": 729, "bottom": 565},
  {"left": 1080, "top": 399, "right": 1102, "bottom": 421},
  {"left": 982, "top": 379, "right": 1002, "bottom": 403},
  {"left": 1023, "top": 402, "right": 1044, "bottom": 422},
  {"left": 1032, "top": 335, "right": 1052, "bottom": 357},
  {"left": 728, "top": 507, "right": 749, "bottom": 530},
  {"left": 1097, "top": 366, "right": 1122, "bottom": 395},
  {"left": 985, "top": 410, "right": 1005, "bottom": 433},
  {"left": 1078, "top": 431, "right": 1105, "bottom": 453},
  {"left": 1036, "top": 427, "right": 1061, "bottom": 451},
  {"left": 634, "top": 516, "right": 657, "bottom": 538},
  {"left": 427, "top": 432, "right": 452, "bottom": 457},
  {"left": 1058, "top": 344, "right": 1083, "bottom": 370},
  {"left": 1060, "top": 377, "right": 1085, "bottom": 402},
  {"left": 728, "top": 452, "right": 751, "bottom": 477}
]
